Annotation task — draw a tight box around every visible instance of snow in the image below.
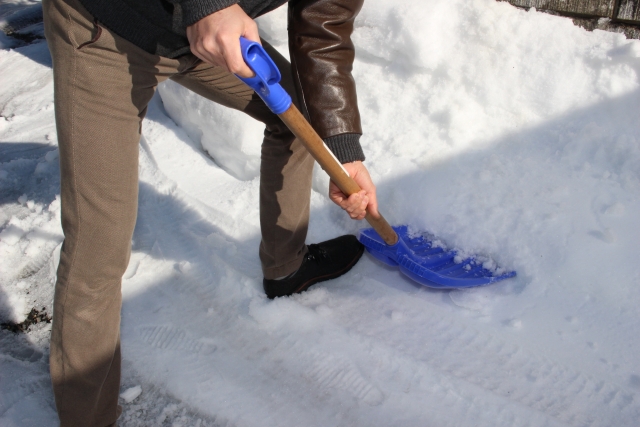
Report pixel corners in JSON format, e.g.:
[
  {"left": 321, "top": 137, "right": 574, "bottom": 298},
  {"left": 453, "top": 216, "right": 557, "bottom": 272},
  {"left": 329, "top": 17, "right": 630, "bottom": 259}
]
[
  {"left": 1, "top": 0, "right": 640, "bottom": 426},
  {"left": 120, "top": 386, "right": 143, "bottom": 404}
]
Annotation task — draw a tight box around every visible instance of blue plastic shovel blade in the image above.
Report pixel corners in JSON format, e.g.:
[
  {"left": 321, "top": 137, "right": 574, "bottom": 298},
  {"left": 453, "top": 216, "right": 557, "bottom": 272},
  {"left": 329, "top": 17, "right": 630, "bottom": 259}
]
[{"left": 358, "top": 226, "right": 516, "bottom": 289}]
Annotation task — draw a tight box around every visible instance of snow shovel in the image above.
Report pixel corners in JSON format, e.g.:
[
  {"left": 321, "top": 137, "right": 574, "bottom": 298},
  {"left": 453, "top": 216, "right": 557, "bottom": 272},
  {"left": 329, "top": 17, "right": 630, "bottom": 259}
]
[{"left": 237, "top": 37, "right": 515, "bottom": 289}]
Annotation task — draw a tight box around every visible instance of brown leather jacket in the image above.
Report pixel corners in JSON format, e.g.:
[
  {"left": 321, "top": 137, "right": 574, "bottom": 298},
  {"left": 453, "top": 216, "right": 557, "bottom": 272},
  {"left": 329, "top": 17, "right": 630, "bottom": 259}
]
[{"left": 289, "top": 0, "right": 365, "bottom": 163}]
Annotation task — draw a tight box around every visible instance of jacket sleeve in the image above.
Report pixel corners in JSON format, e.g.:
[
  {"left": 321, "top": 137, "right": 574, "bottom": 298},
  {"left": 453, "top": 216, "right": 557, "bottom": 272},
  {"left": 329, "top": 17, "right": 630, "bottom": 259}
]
[{"left": 288, "top": 0, "right": 366, "bottom": 163}]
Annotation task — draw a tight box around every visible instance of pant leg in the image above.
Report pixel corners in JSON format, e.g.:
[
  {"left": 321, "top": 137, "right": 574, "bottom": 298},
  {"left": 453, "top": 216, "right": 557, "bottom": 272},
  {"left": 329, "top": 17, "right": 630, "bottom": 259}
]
[
  {"left": 170, "top": 42, "right": 315, "bottom": 280},
  {"left": 44, "top": 0, "right": 183, "bottom": 425}
]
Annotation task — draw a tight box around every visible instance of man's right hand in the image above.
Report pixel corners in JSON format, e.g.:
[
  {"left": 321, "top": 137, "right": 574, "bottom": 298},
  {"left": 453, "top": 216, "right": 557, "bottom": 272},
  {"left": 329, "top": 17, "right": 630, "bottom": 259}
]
[
  {"left": 329, "top": 161, "right": 379, "bottom": 221},
  {"left": 186, "top": 4, "right": 260, "bottom": 78}
]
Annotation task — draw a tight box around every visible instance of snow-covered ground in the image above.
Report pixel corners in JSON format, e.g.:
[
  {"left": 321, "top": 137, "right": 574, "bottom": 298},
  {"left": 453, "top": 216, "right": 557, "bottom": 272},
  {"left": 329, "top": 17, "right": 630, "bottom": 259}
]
[{"left": 2, "top": 0, "right": 640, "bottom": 425}]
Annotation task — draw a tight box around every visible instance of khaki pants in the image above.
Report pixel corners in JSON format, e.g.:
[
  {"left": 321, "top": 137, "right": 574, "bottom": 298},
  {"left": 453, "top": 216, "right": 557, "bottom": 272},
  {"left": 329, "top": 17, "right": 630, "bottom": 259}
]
[{"left": 43, "top": 0, "right": 313, "bottom": 425}]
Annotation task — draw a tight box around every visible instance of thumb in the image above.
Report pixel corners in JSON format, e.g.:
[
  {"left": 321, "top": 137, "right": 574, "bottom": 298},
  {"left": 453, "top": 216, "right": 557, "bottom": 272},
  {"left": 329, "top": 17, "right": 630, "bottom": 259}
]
[
  {"left": 366, "top": 191, "right": 380, "bottom": 218},
  {"left": 228, "top": 38, "right": 254, "bottom": 78}
]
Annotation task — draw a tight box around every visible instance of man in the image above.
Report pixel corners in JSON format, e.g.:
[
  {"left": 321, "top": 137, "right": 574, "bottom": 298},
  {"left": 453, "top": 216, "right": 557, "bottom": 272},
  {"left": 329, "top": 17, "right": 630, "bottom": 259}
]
[{"left": 43, "top": 0, "right": 377, "bottom": 425}]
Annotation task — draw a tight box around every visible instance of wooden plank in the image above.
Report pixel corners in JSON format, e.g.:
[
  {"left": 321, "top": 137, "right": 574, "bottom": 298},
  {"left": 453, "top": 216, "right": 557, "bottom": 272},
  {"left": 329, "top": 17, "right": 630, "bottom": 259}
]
[
  {"left": 506, "top": 0, "right": 616, "bottom": 17},
  {"left": 616, "top": 0, "right": 640, "bottom": 22}
]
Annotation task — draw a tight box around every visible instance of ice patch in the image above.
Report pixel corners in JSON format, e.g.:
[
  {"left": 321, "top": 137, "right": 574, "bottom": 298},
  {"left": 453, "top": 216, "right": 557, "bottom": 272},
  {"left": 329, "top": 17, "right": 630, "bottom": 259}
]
[
  {"left": 120, "top": 385, "right": 143, "bottom": 404},
  {"left": 157, "top": 81, "right": 263, "bottom": 181}
]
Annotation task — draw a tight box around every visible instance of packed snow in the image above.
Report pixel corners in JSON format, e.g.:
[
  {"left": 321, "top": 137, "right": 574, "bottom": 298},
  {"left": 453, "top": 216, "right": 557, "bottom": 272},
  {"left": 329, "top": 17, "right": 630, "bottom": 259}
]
[{"left": 1, "top": 0, "right": 640, "bottom": 426}]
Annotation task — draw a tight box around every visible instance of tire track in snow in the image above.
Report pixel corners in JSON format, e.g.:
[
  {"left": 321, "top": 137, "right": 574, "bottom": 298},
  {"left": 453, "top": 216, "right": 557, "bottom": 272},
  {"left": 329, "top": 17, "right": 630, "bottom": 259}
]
[
  {"left": 0, "top": 373, "right": 51, "bottom": 417},
  {"left": 139, "top": 325, "right": 216, "bottom": 355},
  {"left": 304, "top": 355, "right": 384, "bottom": 406},
  {"left": 255, "top": 332, "right": 386, "bottom": 408},
  {"left": 126, "top": 265, "right": 566, "bottom": 424},
  {"left": 125, "top": 226, "right": 389, "bottom": 425},
  {"left": 173, "top": 283, "right": 569, "bottom": 427},
  {"left": 140, "top": 247, "right": 568, "bottom": 427},
  {"left": 208, "top": 286, "right": 386, "bottom": 408},
  {"left": 318, "top": 278, "right": 639, "bottom": 426},
  {"left": 431, "top": 320, "right": 636, "bottom": 426},
  {"left": 126, "top": 180, "right": 637, "bottom": 425},
  {"left": 0, "top": 334, "right": 52, "bottom": 420}
]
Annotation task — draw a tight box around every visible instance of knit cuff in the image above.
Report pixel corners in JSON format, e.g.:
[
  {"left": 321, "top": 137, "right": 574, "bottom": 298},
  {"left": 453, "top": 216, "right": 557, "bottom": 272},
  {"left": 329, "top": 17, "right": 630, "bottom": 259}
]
[
  {"left": 323, "top": 134, "right": 366, "bottom": 164},
  {"left": 180, "top": 0, "right": 239, "bottom": 27}
]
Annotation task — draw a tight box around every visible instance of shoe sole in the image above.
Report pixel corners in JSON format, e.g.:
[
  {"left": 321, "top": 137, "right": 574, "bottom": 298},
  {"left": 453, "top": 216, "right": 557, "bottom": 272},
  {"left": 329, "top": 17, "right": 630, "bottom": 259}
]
[{"left": 293, "top": 243, "right": 365, "bottom": 295}]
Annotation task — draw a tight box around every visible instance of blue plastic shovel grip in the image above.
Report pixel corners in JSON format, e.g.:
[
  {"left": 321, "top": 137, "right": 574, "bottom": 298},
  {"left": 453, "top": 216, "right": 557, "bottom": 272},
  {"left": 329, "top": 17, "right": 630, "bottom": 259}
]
[{"left": 237, "top": 37, "right": 292, "bottom": 115}]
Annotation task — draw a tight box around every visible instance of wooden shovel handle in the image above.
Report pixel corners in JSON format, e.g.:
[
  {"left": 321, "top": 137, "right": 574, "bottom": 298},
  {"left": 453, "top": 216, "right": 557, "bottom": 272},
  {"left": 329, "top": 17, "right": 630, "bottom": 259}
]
[{"left": 279, "top": 105, "right": 399, "bottom": 246}]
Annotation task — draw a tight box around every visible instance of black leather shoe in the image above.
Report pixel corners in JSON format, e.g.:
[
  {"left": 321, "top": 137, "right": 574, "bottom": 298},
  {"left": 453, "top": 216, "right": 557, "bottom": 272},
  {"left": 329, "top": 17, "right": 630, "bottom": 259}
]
[{"left": 263, "top": 235, "right": 365, "bottom": 299}]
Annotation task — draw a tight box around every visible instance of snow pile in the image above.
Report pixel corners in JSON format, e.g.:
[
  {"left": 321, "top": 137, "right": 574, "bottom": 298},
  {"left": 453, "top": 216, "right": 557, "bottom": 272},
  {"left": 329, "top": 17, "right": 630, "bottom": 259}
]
[
  {"left": 120, "top": 385, "right": 143, "bottom": 404},
  {"left": 161, "top": 0, "right": 640, "bottom": 295},
  {"left": 159, "top": 84, "right": 264, "bottom": 181},
  {"left": 1, "top": 0, "right": 640, "bottom": 426}
]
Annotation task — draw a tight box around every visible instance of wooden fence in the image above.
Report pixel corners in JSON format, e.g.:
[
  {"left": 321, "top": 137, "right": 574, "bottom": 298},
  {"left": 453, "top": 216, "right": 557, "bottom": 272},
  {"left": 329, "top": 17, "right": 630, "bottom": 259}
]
[{"left": 504, "top": 0, "right": 640, "bottom": 23}]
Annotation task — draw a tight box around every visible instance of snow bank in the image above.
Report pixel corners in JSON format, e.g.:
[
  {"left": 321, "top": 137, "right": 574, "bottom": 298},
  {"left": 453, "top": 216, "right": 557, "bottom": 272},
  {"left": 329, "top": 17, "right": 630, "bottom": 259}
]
[
  {"left": 151, "top": 2, "right": 640, "bottom": 422},
  {"left": 159, "top": 0, "right": 640, "bottom": 278}
]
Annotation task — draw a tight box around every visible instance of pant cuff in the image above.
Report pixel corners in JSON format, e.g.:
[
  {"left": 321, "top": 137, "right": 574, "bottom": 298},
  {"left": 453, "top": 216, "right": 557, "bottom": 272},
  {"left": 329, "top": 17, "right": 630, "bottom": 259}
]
[{"left": 262, "top": 246, "right": 308, "bottom": 280}]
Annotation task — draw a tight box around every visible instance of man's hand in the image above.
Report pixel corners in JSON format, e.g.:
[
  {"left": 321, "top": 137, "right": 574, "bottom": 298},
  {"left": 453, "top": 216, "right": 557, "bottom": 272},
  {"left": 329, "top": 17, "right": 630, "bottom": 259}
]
[
  {"left": 186, "top": 4, "right": 259, "bottom": 78},
  {"left": 329, "top": 161, "right": 379, "bottom": 221}
]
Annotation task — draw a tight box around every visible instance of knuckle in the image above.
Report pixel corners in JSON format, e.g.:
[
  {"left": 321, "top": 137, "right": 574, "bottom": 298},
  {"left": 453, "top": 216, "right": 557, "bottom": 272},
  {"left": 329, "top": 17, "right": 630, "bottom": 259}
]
[
  {"left": 228, "top": 60, "right": 245, "bottom": 75},
  {"left": 245, "top": 19, "right": 258, "bottom": 31},
  {"left": 202, "top": 38, "right": 213, "bottom": 51},
  {"left": 214, "top": 32, "right": 228, "bottom": 45},
  {"left": 192, "top": 39, "right": 205, "bottom": 52},
  {"left": 201, "top": 37, "right": 215, "bottom": 52}
]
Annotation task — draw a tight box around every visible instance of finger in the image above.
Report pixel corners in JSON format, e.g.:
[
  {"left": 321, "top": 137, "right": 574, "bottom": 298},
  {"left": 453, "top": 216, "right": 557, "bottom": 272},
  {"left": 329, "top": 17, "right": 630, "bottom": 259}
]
[
  {"left": 330, "top": 182, "right": 370, "bottom": 220},
  {"left": 192, "top": 37, "right": 225, "bottom": 69},
  {"left": 352, "top": 195, "right": 368, "bottom": 219},
  {"left": 359, "top": 195, "right": 369, "bottom": 213},
  {"left": 230, "top": 22, "right": 260, "bottom": 77},
  {"left": 346, "top": 191, "right": 364, "bottom": 210},
  {"left": 186, "top": 32, "right": 213, "bottom": 64},
  {"left": 348, "top": 202, "right": 361, "bottom": 219},
  {"left": 345, "top": 192, "right": 366, "bottom": 216},
  {"left": 219, "top": 35, "right": 255, "bottom": 78},
  {"left": 366, "top": 189, "right": 380, "bottom": 218},
  {"left": 329, "top": 185, "right": 347, "bottom": 205}
]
